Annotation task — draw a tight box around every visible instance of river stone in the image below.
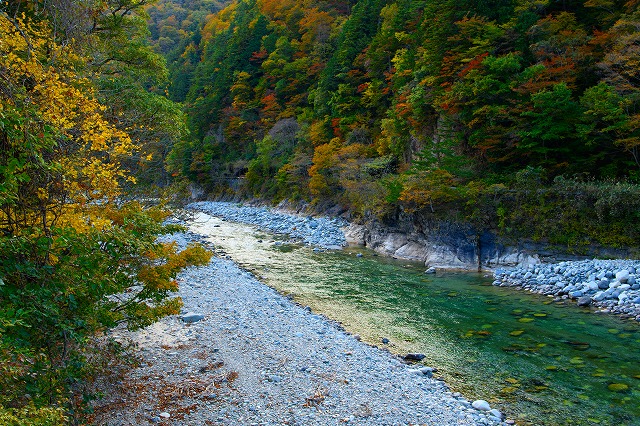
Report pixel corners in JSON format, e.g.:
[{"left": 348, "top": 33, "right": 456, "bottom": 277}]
[
  {"left": 569, "top": 290, "right": 583, "bottom": 298},
  {"left": 598, "top": 280, "right": 610, "bottom": 290},
  {"left": 608, "top": 383, "right": 629, "bottom": 392},
  {"left": 577, "top": 296, "right": 592, "bottom": 307},
  {"left": 425, "top": 267, "right": 436, "bottom": 274},
  {"left": 418, "top": 366, "right": 434, "bottom": 377},
  {"left": 472, "top": 400, "right": 491, "bottom": 411},
  {"left": 593, "top": 292, "right": 606, "bottom": 302},
  {"left": 159, "top": 412, "right": 170, "bottom": 419},
  {"left": 404, "top": 353, "right": 426, "bottom": 361},
  {"left": 489, "top": 409, "right": 503, "bottom": 420},
  {"left": 585, "top": 281, "right": 598, "bottom": 291},
  {"left": 182, "top": 312, "right": 205, "bottom": 323},
  {"left": 616, "top": 270, "right": 630, "bottom": 283}
]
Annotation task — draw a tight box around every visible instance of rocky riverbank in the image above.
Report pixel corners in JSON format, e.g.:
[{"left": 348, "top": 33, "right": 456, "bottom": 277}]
[
  {"left": 186, "top": 201, "right": 544, "bottom": 270},
  {"left": 187, "top": 201, "right": 348, "bottom": 249},
  {"left": 493, "top": 260, "right": 640, "bottom": 321},
  {"left": 91, "top": 223, "right": 507, "bottom": 425},
  {"left": 186, "top": 201, "right": 640, "bottom": 323}
]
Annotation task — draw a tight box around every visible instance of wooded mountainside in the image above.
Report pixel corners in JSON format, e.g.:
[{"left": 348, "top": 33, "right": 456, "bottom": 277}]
[{"left": 157, "top": 0, "right": 640, "bottom": 250}]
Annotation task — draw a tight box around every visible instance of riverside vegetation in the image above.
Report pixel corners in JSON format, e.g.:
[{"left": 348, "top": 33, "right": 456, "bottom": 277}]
[{"left": 0, "top": 2, "right": 210, "bottom": 423}]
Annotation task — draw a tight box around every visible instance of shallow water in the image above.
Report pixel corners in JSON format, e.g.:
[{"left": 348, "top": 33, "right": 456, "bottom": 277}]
[{"left": 189, "top": 212, "right": 640, "bottom": 425}]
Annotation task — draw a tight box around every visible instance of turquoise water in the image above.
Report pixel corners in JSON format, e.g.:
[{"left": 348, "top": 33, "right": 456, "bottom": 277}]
[{"left": 191, "top": 213, "right": 640, "bottom": 425}]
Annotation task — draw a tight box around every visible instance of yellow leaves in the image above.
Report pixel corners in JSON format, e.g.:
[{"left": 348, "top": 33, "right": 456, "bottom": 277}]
[
  {"left": 36, "top": 188, "right": 48, "bottom": 201},
  {"left": 584, "top": 0, "right": 615, "bottom": 8},
  {"left": 1, "top": 13, "right": 139, "bottom": 215},
  {"left": 137, "top": 244, "right": 211, "bottom": 292}
]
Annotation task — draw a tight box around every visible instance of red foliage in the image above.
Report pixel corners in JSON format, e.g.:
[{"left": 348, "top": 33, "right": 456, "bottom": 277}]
[{"left": 458, "top": 52, "right": 489, "bottom": 78}]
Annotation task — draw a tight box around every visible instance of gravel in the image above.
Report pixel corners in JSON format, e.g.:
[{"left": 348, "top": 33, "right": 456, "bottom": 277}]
[
  {"left": 186, "top": 201, "right": 348, "bottom": 249},
  {"left": 93, "top": 228, "right": 505, "bottom": 425},
  {"left": 493, "top": 259, "right": 640, "bottom": 321}
]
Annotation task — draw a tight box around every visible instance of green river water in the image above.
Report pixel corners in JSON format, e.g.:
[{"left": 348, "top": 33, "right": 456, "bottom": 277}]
[{"left": 190, "top": 212, "right": 640, "bottom": 426}]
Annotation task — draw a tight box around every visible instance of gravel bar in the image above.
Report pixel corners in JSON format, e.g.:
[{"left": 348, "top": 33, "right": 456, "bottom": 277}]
[
  {"left": 493, "top": 259, "right": 640, "bottom": 321},
  {"left": 93, "top": 229, "right": 506, "bottom": 425},
  {"left": 186, "top": 201, "right": 348, "bottom": 249}
]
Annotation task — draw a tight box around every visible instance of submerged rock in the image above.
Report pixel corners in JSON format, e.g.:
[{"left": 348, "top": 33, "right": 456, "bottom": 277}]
[
  {"left": 577, "top": 296, "right": 592, "bottom": 307},
  {"left": 404, "top": 353, "right": 426, "bottom": 361},
  {"left": 472, "top": 400, "right": 491, "bottom": 411}
]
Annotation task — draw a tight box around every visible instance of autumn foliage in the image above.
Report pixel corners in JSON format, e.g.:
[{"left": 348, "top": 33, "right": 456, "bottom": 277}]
[
  {"left": 159, "top": 0, "right": 640, "bottom": 247},
  {"left": 0, "top": 4, "right": 210, "bottom": 423}
]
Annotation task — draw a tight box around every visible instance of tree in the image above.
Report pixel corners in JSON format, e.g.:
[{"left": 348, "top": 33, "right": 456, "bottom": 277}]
[
  {"left": 593, "top": 9, "right": 640, "bottom": 172},
  {"left": 0, "top": 9, "right": 210, "bottom": 422},
  {"left": 518, "top": 82, "right": 581, "bottom": 172}
]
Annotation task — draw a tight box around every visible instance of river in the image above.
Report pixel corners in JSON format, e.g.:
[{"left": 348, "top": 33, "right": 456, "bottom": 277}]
[{"left": 188, "top": 211, "right": 640, "bottom": 425}]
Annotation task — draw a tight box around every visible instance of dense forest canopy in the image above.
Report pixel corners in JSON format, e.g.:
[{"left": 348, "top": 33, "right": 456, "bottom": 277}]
[
  {"left": 163, "top": 0, "right": 640, "bottom": 248},
  {"left": 145, "top": 0, "right": 228, "bottom": 100}
]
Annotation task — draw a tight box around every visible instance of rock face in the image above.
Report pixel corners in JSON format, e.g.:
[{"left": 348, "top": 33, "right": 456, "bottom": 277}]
[
  {"left": 344, "top": 215, "right": 541, "bottom": 271},
  {"left": 344, "top": 209, "right": 634, "bottom": 271}
]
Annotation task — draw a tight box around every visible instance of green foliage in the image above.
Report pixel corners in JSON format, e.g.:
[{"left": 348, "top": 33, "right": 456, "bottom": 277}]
[
  {"left": 489, "top": 176, "right": 640, "bottom": 249},
  {"left": 0, "top": 5, "right": 211, "bottom": 423},
  {"left": 163, "top": 0, "right": 640, "bottom": 247},
  {"left": 0, "top": 204, "right": 211, "bottom": 408},
  {"left": 0, "top": 404, "right": 66, "bottom": 426}
]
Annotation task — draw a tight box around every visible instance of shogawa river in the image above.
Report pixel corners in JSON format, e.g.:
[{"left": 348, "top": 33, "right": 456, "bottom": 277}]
[{"left": 188, "top": 211, "right": 640, "bottom": 426}]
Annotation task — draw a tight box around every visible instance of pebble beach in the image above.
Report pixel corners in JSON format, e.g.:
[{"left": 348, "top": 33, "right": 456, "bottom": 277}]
[{"left": 92, "top": 203, "right": 506, "bottom": 425}]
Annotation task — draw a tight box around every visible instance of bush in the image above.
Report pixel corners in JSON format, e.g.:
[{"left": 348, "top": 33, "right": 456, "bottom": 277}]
[
  {"left": 0, "top": 203, "right": 211, "bottom": 421},
  {"left": 0, "top": 405, "right": 66, "bottom": 426}
]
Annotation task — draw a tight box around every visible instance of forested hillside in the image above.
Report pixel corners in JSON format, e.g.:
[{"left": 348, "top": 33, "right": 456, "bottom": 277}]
[
  {"left": 145, "top": 0, "right": 228, "bottom": 100},
  {"left": 167, "top": 0, "right": 640, "bottom": 250}
]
